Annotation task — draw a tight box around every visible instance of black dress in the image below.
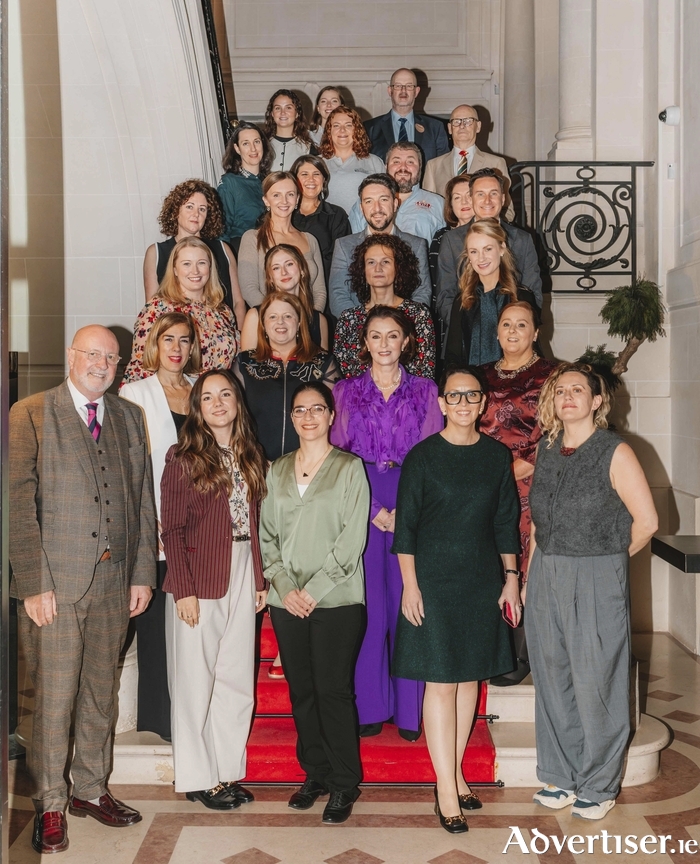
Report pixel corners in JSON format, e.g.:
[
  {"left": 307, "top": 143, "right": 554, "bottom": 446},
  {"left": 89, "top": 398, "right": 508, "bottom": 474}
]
[
  {"left": 392, "top": 433, "right": 520, "bottom": 683},
  {"left": 156, "top": 237, "right": 234, "bottom": 313},
  {"left": 132, "top": 409, "right": 187, "bottom": 740},
  {"left": 236, "top": 351, "right": 340, "bottom": 460},
  {"left": 292, "top": 200, "right": 351, "bottom": 289}
]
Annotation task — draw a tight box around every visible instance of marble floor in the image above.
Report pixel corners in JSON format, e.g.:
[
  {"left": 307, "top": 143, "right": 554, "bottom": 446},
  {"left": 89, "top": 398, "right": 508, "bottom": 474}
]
[{"left": 10, "top": 632, "right": 700, "bottom": 863}]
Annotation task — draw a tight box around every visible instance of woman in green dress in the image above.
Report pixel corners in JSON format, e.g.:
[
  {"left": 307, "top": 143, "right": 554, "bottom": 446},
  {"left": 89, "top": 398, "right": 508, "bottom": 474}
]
[{"left": 392, "top": 365, "right": 521, "bottom": 833}]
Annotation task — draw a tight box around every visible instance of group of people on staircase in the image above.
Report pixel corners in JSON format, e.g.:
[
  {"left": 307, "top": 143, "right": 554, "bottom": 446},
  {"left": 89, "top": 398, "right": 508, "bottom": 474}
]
[{"left": 9, "top": 68, "right": 659, "bottom": 855}]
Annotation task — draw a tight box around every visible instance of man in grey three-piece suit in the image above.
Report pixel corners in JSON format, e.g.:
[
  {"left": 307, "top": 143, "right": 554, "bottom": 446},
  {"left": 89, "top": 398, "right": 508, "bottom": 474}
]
[{"left": 10, "top": 324, "right": 157, "bottom": 855}]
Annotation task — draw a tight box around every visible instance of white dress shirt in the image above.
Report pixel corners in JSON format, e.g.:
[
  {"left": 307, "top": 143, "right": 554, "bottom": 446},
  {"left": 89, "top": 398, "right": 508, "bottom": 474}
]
[{"left": 67, "top": 377, "right": 105, "bottom": 428}]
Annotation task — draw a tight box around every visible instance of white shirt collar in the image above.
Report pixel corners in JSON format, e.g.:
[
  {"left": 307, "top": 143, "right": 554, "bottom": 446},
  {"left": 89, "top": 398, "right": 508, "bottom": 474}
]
[{"left": 67, "top": 377, "right": 106, "bottom": 426}]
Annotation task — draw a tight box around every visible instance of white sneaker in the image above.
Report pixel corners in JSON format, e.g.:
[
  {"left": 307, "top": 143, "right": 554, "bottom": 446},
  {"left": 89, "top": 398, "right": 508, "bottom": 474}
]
[
  {"left": 572, "top": 797, "right": 616, "bottom": 820},
  {"left": 532, "top": 785, "right": 576, "bottom": 809}
]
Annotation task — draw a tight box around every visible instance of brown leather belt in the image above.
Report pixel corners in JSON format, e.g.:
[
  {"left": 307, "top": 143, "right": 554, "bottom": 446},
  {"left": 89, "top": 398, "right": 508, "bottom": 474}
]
[{"left": 99, "top": 549, "right": 111, "bottom": 562}]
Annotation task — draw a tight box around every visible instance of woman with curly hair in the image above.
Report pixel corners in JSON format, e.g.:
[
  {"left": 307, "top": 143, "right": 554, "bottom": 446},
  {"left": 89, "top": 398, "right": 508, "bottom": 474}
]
[
  {"left": 123, "top": 237, "right": 238, "bottom": 384},
  {"left": 263, "top": 90, "right": 315, "bottom": 172},
  {"left": 333, "top": 234, "right": 435, "bottom": 378},
  {"left": 143, "top": 179, "right": 245, "bottom": 329},
  {"left": 218, "top": 122, "right": 273, "bottom": 252},
  {"left": 319, "top": 107, "right": 385, "bottom": 214},
  {"left": 309, "top": 86, "right": 344, "bottom": 146},
  {"left": 160, "top": 369, "right": 268, "bottom": 810},
  {"left": 445, "top": 218, "right": 537, "bottom": 367},
  {"left": 525, "top": 363, "right": 657, "bottom": 821},
  {"left": 237, "top": 171, "right": 326, "bottom": 310}
]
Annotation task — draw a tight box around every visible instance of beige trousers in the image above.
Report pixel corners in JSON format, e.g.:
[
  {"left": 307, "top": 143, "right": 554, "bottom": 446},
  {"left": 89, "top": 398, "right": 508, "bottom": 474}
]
[{"left": 165, "top": 541, "right": 256, "bottom": 792}]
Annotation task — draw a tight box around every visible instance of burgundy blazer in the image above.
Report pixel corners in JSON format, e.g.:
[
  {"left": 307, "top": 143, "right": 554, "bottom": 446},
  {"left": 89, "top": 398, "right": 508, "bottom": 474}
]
[{"left": 160, "top": 446, "right": 266, "bottom": 601}]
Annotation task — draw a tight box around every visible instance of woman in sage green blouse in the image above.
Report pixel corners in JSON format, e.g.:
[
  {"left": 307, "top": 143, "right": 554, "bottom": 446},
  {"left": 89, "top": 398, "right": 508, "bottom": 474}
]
[{"left": 260, "top": 381, "right": 370, "bottom": 825}]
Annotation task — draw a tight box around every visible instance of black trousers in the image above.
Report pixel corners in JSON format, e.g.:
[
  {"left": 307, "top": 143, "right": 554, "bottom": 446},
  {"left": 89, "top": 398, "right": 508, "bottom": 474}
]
[
  {"left": 270, "top": 604, "right": 364, "bottom": 796},
  {"left": 133, "top": 560, "right": 171, "bottom": 738}
]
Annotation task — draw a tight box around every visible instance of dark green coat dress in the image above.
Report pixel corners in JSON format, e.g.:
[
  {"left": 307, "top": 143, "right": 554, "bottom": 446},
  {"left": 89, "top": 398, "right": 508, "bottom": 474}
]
[{"left": 391, "top": 433, "right": 520, "bottom": 683}]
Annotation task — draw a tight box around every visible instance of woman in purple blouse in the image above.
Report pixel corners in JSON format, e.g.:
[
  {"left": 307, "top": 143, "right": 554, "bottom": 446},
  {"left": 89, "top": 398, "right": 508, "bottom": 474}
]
[{"left": 330, "top": 306, "right": 443, "bottom": 740}]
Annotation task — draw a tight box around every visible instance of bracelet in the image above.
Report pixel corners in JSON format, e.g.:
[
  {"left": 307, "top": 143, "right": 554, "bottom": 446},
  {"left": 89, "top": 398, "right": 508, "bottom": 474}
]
[{"left": 504, "top": 569, "right": 520, "bottom": 576}]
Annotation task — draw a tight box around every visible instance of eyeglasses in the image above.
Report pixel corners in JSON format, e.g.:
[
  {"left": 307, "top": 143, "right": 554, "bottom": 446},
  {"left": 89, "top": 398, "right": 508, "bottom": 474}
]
[
  {"left": 291, "top": 405, "right": 329, "bottom": 418},
  {"left": 443, "top": 390, "right": 483, "bottom": 405},
  {"left": 72, "top": 348, "right": 122, "bottom": 366},
  {"left": 390, "top": 84, "right": 416, "bottom": 92},
  {"left": 449, "top": 118, "right": 477, "bottom": 128}
]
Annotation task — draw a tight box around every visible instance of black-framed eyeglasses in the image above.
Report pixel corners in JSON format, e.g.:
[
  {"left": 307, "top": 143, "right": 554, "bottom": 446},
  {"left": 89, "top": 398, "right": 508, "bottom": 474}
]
[
  {"left": 443, "top": 390, "right": 483, "bottom": 405},
  {"left": 449, "top": 118, "right": 477, "bottom": 128},
  {"left": 291, "top": 405, "right": 328, "bottom": 418},
  {"left": 72, "top": 348, "right": 122, "bottom": 366},
  {"left": 390, "top": 84, "right": 416, "bottom": 92}
]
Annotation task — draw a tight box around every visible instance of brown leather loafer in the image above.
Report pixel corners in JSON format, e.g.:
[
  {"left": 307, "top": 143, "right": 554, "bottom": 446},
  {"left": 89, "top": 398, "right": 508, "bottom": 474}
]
[
  {"left": 32, "top": 811, "right": 69, "bottom": 854},
  {"left": 68, "top": 791, "right": 142, "bottom": 826}
]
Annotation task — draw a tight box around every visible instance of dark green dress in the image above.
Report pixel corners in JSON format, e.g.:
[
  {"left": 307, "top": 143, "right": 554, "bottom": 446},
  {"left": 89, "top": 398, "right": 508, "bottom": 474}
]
[{"left": 392, "top": 433, "right": 520, "bottom": 683}]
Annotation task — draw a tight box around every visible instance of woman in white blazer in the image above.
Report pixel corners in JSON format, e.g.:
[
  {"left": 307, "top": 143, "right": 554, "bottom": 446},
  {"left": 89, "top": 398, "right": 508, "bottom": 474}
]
[{"left": 120, "top": 311, "right": 200, "bottom": 740}]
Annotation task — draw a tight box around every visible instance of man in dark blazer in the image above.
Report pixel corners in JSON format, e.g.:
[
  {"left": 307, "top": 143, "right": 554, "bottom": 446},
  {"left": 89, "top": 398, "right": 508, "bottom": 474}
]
[
  {"left": 436, "top": 168, "right": 543, "bottom": 327},
  {"left": 329, "top": 173, "right": 432, "bottom": 318},
  {"left": 10, "top": 324, "right": 157, "bottom": 855},
  {"left": 364, "top": 68, "right": 450, "bottom": 164}
]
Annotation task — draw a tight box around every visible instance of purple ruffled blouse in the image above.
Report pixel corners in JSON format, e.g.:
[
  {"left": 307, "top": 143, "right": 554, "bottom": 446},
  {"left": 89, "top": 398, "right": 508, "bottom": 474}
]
[{"left": 330, "top": 367, "right": 444, "bottom": 520}]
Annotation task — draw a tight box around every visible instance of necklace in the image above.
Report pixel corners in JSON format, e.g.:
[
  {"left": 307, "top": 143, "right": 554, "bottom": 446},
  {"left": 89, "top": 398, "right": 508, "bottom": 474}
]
[
  {"left": 159, "top": 377, "right": 191, "bottom": 412},
  {"left": 495, "top": 352, "right": 539, "bottom": 379},
  {"left": 371, "top": 367, "right": 402, "bottom": 391},
  {"left": 297, "top": 446, "right": 332, "bottom": 478}
]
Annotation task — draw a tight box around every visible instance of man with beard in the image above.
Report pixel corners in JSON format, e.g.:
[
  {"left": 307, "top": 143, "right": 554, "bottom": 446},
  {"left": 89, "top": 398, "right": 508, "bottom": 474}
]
[
  {"left": 328, "top": 173, "right": 432, "bottom": 318},
  {"left": 348, "top": 143, "right": 445, "bottom": 243}
]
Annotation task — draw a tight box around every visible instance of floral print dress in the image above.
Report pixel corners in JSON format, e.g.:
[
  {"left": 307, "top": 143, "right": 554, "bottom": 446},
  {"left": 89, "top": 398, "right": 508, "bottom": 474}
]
[{"left": 122, "top": 298, "right": 238, "bottom": 385}]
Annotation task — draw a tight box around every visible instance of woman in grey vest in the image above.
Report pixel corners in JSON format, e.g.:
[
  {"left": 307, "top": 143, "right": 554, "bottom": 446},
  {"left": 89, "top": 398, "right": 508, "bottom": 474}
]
[{"left": 525, "top": 363, "right": 657, "bottom": 821}]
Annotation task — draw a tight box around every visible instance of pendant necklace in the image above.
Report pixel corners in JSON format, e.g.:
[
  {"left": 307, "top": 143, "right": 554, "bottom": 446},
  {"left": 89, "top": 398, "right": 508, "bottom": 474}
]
[{"left": 298, "top": 445, "right": 332, "bottom": 478}]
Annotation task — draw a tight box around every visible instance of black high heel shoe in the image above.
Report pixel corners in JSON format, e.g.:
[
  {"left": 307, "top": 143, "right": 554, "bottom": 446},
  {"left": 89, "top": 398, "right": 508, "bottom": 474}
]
[
  {"left": 434, "top": 787, "right": 468, "bottom": 833},
  {"left": 458, "top": 789, "right": 482, "bottom": 811}
]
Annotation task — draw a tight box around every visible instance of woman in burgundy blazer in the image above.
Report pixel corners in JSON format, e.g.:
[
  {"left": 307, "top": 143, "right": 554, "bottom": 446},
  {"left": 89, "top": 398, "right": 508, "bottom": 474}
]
[{"left": 160, "top": 369, "right": 268, "bottom": 810}]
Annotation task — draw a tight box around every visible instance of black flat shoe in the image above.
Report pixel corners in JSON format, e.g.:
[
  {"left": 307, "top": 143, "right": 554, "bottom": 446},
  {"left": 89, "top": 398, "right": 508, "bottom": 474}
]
[
  {"left": 358, "top": 722, "right": 383, "bottom": 737},
  {"left": 224, "top": 781, "right": 255, "bottom": 804},
  {"left": 185, "top": 784, "right": 240, "bottom": 810},
  {"left": 490, "top": 660, "right": 531, "bottom": 687},
  {"left": 322, "top": 790, "right": 355, "bottom": 824},
  {"left": 434, "top": 787, "right": 468, "bottom": 834},
  {"left": 288, "top": 779, "right": 329, "bottom": 810},
  {"left": 398, "top": 727, "right": 421, "bottom": 742},
  {"left": 458, "top": 791, "right": 483, "bottom": 811}
]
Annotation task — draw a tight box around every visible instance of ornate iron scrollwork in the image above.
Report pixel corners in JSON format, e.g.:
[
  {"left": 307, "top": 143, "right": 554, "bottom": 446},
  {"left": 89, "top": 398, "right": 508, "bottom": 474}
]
[{"left": 509, "top": 162, "right": 653, "bottom": 292}]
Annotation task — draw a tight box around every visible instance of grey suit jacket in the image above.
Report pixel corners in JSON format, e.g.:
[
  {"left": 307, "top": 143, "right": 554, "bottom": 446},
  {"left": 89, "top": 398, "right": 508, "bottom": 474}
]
[
  {"left": 329, "top": 228, "right": 432, "bottom": 318},
  {"left": 9, "top": 381, "right": 157, "bottom": 602},
  {"left": 423, "top": 147, "right": 515, "bottom": 221},
  {"left": 435, "top": 219, "right": 543, "bottom": 326}
]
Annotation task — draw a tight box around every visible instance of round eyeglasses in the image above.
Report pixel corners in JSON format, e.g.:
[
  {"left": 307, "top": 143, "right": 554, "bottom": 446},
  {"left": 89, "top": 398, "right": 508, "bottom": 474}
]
[
  {"left": 291, "top": 405, "right": 329, "bottom": 418},
  {"left": 443, "top": 390, "right": 483, "bottom": 405}
]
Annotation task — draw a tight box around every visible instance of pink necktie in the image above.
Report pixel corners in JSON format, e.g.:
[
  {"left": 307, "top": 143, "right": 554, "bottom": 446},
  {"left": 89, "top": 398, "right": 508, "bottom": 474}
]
[{"left": 86, "top": 403, "right": 101, "bottom": 442}]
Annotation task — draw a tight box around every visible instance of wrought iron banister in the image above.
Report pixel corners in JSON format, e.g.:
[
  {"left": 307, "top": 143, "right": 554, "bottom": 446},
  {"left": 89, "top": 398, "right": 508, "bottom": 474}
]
[
  {"left": 508, "top": 161, "right": 654, "bottom": 292},
  {"left": 200, "top": 0, "right": 232, "bottom": 142}
]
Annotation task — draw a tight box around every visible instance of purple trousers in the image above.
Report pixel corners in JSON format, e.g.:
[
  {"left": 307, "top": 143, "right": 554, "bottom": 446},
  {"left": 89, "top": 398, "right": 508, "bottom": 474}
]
[{"left": 355, "top": 464, "right": 425, "bottom": 731}]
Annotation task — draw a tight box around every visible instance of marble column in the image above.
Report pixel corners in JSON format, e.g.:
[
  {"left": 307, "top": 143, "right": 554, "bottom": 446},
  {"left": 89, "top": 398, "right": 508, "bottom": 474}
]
[
  {"left": 504, "top": 0, "right": 536, "bottom": 161},
  {"left": 550, "top": 0, "right": 595, "bottom": 159}
]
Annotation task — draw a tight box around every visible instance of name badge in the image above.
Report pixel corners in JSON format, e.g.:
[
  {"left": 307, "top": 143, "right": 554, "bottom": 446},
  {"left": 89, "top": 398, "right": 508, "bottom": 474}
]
[{"left": 415, "top": 123, "right": 425, "bottom": 133}]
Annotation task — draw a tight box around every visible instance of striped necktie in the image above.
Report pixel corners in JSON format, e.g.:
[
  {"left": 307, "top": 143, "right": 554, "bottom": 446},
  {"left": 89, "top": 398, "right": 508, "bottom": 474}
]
[
  {"left": 398, "top": 117, "right": 408, "bottom": 142},
  {"left": 457, "top": 150, "right": 469, "bottom": 175},
  {"left": 86, "top": 403, "right": 101, "bottom": 443}
]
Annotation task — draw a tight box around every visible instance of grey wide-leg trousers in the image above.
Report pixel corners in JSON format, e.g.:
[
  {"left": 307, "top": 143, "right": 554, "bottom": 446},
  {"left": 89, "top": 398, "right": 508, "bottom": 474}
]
[{"left": 525, "top": 548, "right": 631, "bottom": 803}]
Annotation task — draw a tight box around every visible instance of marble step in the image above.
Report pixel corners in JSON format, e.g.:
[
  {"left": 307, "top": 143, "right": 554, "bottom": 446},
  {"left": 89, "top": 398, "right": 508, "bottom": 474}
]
[
  {"left": 109, "top": 712, "right": 669, "bottom": 788},
  {"left": 486, "top": 680, "right": 535, "bottom": 723},
  {"left": 490, "top": 713, "right": 670, "bottom": 787}
]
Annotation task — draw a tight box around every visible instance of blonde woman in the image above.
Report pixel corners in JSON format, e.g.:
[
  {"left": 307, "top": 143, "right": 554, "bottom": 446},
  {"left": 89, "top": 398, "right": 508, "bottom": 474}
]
[
  {"left": 444, "top": 218, "right": 536, "bottom": 367},
  {"left": 123, "top": 237, "right": 238, "bottom": 384},
  {"left": 120, "top": 312, "right": 200, "bottom": 739},
  {"left": 526, "top": 363, "right": 657, "bottom": 820}
]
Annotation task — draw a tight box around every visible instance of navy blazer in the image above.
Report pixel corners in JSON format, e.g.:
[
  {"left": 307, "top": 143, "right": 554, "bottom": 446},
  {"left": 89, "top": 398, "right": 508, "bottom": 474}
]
[{"left": 364, "top": 112, "right": 450, "bottom": 164}]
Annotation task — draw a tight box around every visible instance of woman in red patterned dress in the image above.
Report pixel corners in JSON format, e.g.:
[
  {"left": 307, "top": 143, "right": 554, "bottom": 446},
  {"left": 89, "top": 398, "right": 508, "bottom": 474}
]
[{"left": 479, "top": 301, "right": 558, "bottom": 685}]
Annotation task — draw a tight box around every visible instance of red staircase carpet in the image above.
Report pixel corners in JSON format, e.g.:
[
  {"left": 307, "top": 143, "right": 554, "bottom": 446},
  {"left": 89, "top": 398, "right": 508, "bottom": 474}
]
[{"left": 242, "top": 615, "right": 496, "bottom": 784}]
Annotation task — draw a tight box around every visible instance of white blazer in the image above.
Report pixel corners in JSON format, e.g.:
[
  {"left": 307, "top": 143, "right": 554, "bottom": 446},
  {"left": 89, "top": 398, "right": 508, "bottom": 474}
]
[{"left": 120, "top": 374, "right": 196, "bottom": 559}]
